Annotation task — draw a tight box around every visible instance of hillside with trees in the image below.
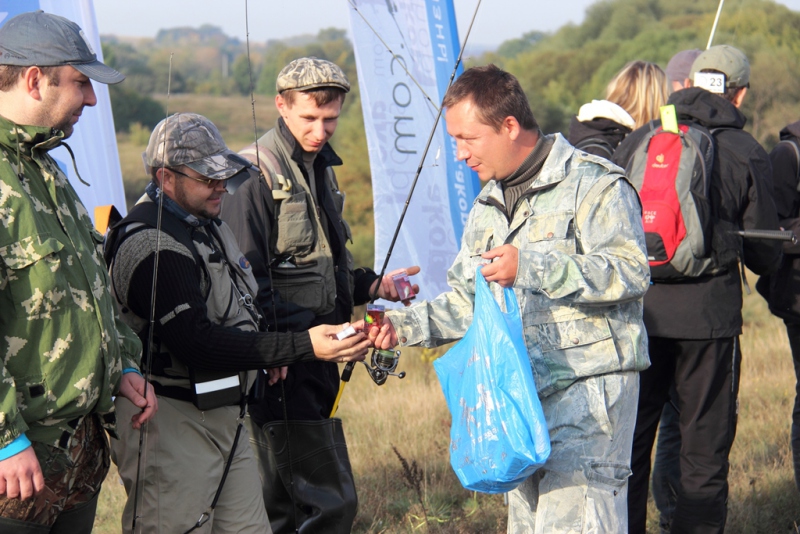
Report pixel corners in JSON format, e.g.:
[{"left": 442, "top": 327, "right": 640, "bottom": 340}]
[{"left": 103, "top": 0, "right": 800, "bottom": 266}]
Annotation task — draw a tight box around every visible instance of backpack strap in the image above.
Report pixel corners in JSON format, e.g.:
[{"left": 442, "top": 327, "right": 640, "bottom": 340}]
[
  {"left": 777, "top": 138, "right": 800, "bottom": 186},
  {"left": 574, "top": 138, "right": 615, "bottom": 160},
  {"left": 575, "top": 173, "right": 623, "bottom": 242}
]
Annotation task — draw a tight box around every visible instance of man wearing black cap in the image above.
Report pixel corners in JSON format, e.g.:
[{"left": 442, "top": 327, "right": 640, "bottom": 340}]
[
  {"left": 107, "top": 112, "right": 371, "bottom": 533},
  {"left": 221, "top": 57, "right": 418, "bottom": 533},
  {"left": 0, "top": 10, "right": 155, "bottom": 533},
  {"left": 615, "top": 45, "right": 782, "bottom": 533}
]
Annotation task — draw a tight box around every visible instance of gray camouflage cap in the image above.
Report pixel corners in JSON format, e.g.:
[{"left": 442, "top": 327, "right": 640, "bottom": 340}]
[
  {"left": 0, "top": 11, "right": 124, "bottom": 84},
  {"left": 145, "top": 113, "right": 250, "bottom": 182},
  {"left": 276, "top": 57, "right": 350, "bottom": 93}
]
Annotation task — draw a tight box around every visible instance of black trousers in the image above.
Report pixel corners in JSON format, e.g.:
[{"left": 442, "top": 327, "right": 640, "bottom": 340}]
[
  {"left": 784, "top": 321, "right": 800, "bottom": 491},
  {"left": 628, "top": 337, "right": 741, "bottom": 534}
]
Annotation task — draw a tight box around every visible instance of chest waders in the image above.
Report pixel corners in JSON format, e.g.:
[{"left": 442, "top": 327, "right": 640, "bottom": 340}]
[{"left": 240, "top": 137, "right": 359, "bottom": 534}]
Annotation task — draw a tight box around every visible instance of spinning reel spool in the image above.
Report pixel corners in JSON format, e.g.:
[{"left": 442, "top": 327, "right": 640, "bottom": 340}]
[{"left": 362, "top": 348, "right": 406, "bottom": 385}]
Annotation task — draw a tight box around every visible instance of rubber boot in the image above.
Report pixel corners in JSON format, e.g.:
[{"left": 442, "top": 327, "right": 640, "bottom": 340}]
[{"left": 257, "top": 418, "right": 358, "bottom": 534}]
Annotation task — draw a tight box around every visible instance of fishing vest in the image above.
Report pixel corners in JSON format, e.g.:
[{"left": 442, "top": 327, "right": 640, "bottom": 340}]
[
  {"left": 240, "top": 128, "right": 349, "bottom": 316},
  {"left": 107, "top": 196, "right": 260, "bottom": 409}
]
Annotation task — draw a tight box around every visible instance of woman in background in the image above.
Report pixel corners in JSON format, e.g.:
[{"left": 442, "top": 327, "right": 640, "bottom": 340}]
[{"left": 568, "top": 60, "right": 670, "bottom": 159}]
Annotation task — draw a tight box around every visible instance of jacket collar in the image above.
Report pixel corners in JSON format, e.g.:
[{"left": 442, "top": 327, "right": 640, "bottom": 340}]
[
  {"left": 479, "top": 133, "right": 574, "bottom": 206},
  {"left": 0, "top": 115, "right": 65, "bottom": 154},
  {"left": 276, "top": 117, "right": 343, "bottom": 170},
  {"left": 668, "top": 87, "right": 747, "bottom": 130}
]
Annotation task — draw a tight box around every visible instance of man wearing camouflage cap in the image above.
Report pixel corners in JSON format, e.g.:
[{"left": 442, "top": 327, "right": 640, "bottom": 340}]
[
  {"left": 0, "top": 10, "right": 157, "bottom": 532},
  {"left": 614, "top": 45, "right": 781, "bottom": 533},
  {"left": 221, "top": 57, "right": 418, "bottom": 533},
  {"left": 107, "top": 112, "right": 370, "bottom": 533}
]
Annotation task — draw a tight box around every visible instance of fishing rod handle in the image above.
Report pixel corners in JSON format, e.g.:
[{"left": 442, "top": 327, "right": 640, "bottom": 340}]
[{"left": 736, "top": 229, "right": 797, "bottom": 243}]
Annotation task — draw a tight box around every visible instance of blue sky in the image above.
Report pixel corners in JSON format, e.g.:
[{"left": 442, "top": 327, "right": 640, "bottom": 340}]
[{"left": 93, "top": 0, "right": 800, "bottom": 50}]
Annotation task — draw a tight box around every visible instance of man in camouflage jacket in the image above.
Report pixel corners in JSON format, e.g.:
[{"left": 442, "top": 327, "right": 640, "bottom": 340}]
[
  {"left": 0, "top": 11, "right": 155, "bottom": 532},
  {"left": 371, "top": 65, "right": 650, "bottom": 533}
]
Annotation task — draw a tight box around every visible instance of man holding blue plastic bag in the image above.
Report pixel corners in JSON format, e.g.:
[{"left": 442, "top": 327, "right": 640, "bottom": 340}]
[{"left": 370, "top": 65, "right": 650, "bottom": 533}]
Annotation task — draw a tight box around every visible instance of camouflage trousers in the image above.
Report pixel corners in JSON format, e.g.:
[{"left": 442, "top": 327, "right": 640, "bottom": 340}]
[
  {"left": 508, "top": 372, "right": 638, "bottom": 534},
  {"left": 0, "top": 414, "right": 109, "bottom": 531}
]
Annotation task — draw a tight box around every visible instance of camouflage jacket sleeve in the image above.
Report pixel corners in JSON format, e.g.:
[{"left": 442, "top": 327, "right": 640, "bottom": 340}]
[
  {"left": 514, "top": 177, "right": 650, "bottom": 304},
  {"left": 114, "top": 312, "right": 141, "bottom": 378},
  {"left": 386, "top": 243, "right": 479, "bottom": 348}
]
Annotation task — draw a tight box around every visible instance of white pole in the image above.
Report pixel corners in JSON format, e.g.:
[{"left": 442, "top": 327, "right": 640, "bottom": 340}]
[{"left": 707, "top": 0, "right": 726, "bottom": 49}]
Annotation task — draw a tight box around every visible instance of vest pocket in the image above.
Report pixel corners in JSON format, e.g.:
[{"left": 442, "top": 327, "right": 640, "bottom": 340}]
[
  {"left": 271, "top": 267, "right": 334, "bottom": 316},
  {"left": 276, "top": 192, "right": 315, "bottom": 255}
]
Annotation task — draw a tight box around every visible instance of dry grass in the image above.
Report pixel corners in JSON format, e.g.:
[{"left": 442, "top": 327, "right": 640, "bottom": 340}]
[{"left": 94, "top": 287, "right": 800, "bottom": 533}]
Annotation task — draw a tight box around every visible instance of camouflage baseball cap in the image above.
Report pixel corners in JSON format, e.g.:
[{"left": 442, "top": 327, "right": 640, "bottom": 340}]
[
  {"left": 144, "top": 113, "right": 251, "bottom": 182},
  {"left": 276, "top": 57, "right": 350, "bottom": 93},
  {"left": 0, "top": 11, "right": 124, "bottom": 84}
]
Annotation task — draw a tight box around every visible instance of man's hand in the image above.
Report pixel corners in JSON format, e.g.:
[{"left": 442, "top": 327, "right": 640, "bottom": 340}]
[
  {"left": 266, "top": 367, "right": 288, "bottom": 385},
  {"left": 118, "top": 373, "right": 159, "bottom": 430},
  {"left": 309, "top": 323, "right": 371, "bottom": 362},
  {"left": 370, "top": 266, "right": 421, "bottom": 305},
  {"left": 0, "top": 447, "right": 44, "bottom": 500},
  {"left": 366, "top": 317, "right": 399, "bottom": 350},
  {"left": 480, "top": 245, "right": 519, "bottom": 287}
]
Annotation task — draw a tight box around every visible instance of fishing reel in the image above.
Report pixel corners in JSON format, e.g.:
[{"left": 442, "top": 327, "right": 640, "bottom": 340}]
[{"left": 362, "top": 348, "right": 406, "bottom": 386}]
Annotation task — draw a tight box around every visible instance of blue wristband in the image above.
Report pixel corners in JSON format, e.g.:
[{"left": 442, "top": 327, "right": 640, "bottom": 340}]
[
  {"left": 123, "top": 367, "right": 143, "bottom": 377},
  {"left": 0, "top": 434, "right": 32, "bottom": 461}
]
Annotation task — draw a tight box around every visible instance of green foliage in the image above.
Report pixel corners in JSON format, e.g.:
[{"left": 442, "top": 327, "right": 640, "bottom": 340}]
[
  {"left": 108, "top": 84, "right": 165, "bottom": 133},
  {"left": 482, "top": 0, "right": 800, "bottom": 143},
  {"left": 106, "top": 0, "right": 800, "bottom": 261},
  {"left": 496, "top": 31, "right": 548, "bottom": 58}
]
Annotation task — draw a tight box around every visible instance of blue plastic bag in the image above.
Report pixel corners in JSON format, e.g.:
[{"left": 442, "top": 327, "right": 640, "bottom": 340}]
[{"left": 433, "top": 268, "right": 550, "bottom": 493}]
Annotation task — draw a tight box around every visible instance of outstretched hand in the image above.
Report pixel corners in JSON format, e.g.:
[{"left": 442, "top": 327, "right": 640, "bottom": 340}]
[
  {"left": 371, "top": 266, "right": 421, "bottom": 305},
  {"left": 309, "top": 323, "right": 371, "bottom": 362},
  {"left": 360, "top": 317, "right": 399, "bottom": 350}
]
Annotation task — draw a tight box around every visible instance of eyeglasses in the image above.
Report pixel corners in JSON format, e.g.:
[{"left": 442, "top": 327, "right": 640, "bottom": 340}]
[{"left": 168, "top": 168, "right": 226, "bottom": 188}]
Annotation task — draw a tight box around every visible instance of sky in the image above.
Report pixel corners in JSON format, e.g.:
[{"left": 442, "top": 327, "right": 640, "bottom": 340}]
[{"left": 93, "top": 0, "right": 800, "bottom": 51}]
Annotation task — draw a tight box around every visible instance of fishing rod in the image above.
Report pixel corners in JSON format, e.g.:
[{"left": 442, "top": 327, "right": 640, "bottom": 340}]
[
  {"left": 240, "top": 0, "right": 303, "bottom": 529},
  {"left": 130, "top": 52, "right": 172, "bottom": 534},
  {"left": 707, "top": 0, "right": 726, "bottom": 48},
  {"left": 347, "top": 0, "right": 440, "bottom": 114},
  {"left": 331, "top": 0, "right": 483, "bottom": 415}
]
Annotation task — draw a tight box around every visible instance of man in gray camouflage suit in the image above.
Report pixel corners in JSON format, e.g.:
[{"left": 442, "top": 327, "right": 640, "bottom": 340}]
[{"left": 370, "top": 64, "right": 650, "bottom": 533}]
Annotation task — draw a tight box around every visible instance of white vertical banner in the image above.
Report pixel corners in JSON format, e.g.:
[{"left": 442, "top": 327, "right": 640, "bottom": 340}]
[
  {"left": 0, "top": 0, "right": 127, "bottom": 220},
  {"left": 348, "top": 0, "right": 479, "bottom": 304}
]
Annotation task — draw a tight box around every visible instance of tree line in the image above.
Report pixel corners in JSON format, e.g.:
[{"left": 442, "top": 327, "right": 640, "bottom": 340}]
[{"left": 102, "top": 0, "right": 800, "bottom": 264}]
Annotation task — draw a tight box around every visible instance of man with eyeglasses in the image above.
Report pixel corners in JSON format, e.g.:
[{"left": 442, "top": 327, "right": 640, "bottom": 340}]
[{"left": 106, "top": 112, "right": 371, "bottom": 533}]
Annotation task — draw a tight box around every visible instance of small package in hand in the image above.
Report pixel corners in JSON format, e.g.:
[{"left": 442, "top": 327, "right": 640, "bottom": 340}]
[
  {"left": 392, "top": 271, "right": 416, "bottom": 300},
  {"left": 364, "top": 304, "right": 385, "bottom": 326},
  {"left": 336, "top": 325, "right": 357, "bottom": 340}
]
